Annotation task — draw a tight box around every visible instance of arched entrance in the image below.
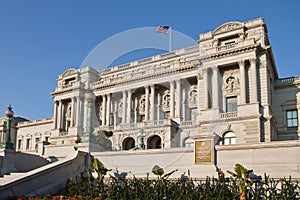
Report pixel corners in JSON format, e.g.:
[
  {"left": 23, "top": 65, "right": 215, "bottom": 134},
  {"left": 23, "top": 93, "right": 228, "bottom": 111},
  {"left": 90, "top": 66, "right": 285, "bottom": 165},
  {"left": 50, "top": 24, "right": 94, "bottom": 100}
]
[
  {"left": 147, "top": 135, "right": 162, "bottom": 149},
  {"left": 122, "top": 137, "right": 135, "bottom": 150}
]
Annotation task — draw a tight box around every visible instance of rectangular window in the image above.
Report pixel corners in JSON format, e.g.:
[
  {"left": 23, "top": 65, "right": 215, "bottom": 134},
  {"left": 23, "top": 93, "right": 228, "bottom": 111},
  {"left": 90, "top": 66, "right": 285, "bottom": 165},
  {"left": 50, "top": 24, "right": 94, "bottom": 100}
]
[
  {"left": 226, "top": 96, "right": 237, "bottom": 112},
  {"left": 287, "top": 110, "right": 298, "bottom": 127},
  {"left": 26, "top": 139, "right": 30, "bottom": 150},
  {"left": 18, "top": 139, "right": 22, "bottom": 150}
]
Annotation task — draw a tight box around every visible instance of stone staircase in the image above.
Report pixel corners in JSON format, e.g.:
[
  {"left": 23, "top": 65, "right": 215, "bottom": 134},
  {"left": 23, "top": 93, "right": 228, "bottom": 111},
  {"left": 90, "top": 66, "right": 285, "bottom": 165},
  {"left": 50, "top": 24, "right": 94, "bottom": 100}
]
[{"left": 0, "top": 150, "right": 89, "bottom": 199}]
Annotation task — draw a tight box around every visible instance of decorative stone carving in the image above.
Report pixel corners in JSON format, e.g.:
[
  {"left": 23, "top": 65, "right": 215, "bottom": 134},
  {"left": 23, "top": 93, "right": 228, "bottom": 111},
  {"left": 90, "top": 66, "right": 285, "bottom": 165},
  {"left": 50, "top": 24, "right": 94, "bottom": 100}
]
[
  {"left": 246, "top": 29, "right": 261, "bottom": 42},
  {"left": 98, "top": 105, "right": 103, "bottom": 120},
  {"left": 139, "top": 94, "right": 146, "bottom": 115},
  {"left": 162, "top": 90, "right": 171, "bottom": 112},
  {"left": 62, "top": 68, "right": 78, "bottom": 78},
  {"left": 188, "top": 85, "right": 197, "bottom": 108},
  {"left": 118, "top": 102, "right": 123, "bottom": 118},
  {"left": 222, "top": 70, "right": 240, "bottom": 94},
  {"left": 213, "top": 22, "right": 243, "bottom": 35},
  {"left": 65, "top": 103, "right": 72, "bottom": 121}
]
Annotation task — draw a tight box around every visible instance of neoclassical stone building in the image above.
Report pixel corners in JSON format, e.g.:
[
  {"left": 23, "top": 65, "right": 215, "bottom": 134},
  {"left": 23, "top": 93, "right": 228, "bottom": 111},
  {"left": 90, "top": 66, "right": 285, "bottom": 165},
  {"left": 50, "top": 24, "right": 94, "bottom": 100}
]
[{"left": 13, "top": 18, "right": 300, "bottom": 177}]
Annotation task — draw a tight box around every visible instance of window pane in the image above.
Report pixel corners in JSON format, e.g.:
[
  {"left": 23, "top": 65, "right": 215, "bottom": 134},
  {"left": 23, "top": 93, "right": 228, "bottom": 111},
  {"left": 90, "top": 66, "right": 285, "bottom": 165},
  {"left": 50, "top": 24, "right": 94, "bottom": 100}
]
[
  {"left": 287, "top": 111, "right": 292, "bottom": 118},
  {"left": 287, "top": 110, "right": 298, "bottom": 127},
  {"left": 231, "top": 138, "right": 236, "bottom": 144},
  {"left": 293, "top": 119, "right": 298, "bottom": 126}
]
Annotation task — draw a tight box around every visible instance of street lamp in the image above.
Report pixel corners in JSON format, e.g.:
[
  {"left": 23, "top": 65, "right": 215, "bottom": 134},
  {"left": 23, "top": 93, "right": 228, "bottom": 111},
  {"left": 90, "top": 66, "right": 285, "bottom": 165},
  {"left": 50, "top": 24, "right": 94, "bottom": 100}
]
[{"left": 5, "top": 105, "right": 14, "bottom": 150}]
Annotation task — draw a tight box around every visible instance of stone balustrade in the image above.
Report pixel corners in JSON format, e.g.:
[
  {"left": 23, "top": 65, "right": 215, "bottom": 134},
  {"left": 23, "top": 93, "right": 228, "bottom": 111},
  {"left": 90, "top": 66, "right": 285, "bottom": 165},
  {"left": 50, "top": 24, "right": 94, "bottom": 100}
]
[
  {"left": 17, "top": 118, "right": 53, "bottom": 127},
  {"left": 219, "top": 112, "right": 238, "bottom": 119},
  {"left": 275, "top": 76, "right": 300, "bottom": 88}
]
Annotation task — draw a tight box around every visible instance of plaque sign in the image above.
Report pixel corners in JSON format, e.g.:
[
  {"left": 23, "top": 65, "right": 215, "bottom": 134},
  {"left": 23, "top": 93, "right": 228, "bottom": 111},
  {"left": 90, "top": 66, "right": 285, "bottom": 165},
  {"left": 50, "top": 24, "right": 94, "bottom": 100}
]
[{"left": 195, "top": 140, "right": 212, "bottom": 163}]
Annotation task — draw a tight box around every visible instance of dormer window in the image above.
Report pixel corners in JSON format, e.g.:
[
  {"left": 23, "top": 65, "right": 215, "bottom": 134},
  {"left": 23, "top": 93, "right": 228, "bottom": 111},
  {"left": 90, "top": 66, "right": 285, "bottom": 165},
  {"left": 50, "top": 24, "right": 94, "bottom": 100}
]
[
  {"left": 219, "top": 34, "right": 239, "bottom": 46},
  {"left": 64, "top": 77, "right": 76, "bottom": 85}
]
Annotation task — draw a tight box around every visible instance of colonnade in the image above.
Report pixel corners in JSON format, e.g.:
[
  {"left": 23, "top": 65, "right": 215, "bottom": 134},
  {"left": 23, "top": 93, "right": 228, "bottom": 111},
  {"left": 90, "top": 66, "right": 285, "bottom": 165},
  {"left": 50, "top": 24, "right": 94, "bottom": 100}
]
[
  {"left": 202, "top": 58, "right": 258, "bottom": 110},
  {"left": 99, "top": 80, "right": 183, "bottom": 126}
]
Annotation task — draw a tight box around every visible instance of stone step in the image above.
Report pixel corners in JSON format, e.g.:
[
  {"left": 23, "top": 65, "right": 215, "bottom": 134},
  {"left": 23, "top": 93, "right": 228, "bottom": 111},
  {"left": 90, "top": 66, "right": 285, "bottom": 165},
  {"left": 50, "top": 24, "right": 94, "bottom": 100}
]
[{"left": 0, "top": 173, "right": 26, "bottom": 185}]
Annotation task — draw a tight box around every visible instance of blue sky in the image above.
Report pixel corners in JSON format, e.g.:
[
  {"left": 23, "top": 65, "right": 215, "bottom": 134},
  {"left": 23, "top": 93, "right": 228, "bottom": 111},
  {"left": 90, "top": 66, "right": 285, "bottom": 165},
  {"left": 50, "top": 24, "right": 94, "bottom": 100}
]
[{"left": 0, "top": 0, "right": 299, "bottom": 120}]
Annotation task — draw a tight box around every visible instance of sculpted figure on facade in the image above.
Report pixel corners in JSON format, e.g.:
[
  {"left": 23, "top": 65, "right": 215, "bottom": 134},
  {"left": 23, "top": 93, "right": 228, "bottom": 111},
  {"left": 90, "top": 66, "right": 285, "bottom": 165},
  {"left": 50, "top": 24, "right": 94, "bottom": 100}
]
[
  {"left": 65, "top": 103, "right": 72, "bottom": 121},
  {"left": 139, "top": 94, "right": 146, "bottom": 115},
  {"left": 223, "top": 70, "right": 240, "bottom": 94},
  {"left": 162, "top": 90, "right": 170, "bottom": 111},
  {"left": 118, "top": 102, "right": 123, "bottom": 118},
  {"left": 188, "top": 85, "right": 197, "bottom": 108},
  {"left": 98, "top": 105, "right": 103, "bottom": 121}
]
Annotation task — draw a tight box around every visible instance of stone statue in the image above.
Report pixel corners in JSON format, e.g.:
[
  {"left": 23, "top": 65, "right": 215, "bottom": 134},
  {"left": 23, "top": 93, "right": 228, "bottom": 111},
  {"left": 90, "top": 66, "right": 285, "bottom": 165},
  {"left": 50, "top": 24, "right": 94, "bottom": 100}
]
[{"left": 65, "top": 103, "right": 72, "bottom": 121}]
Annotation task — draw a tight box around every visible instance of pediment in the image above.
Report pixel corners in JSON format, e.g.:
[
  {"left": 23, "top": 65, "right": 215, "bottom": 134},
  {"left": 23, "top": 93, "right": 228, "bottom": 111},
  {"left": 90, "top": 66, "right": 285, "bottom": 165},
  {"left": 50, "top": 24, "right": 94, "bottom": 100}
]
[
  {"left": 213, "top": 22, "right": 244, "bottom": 35},
  {"left": 62, "top": 68, "right": 78, "bottom": 78}
]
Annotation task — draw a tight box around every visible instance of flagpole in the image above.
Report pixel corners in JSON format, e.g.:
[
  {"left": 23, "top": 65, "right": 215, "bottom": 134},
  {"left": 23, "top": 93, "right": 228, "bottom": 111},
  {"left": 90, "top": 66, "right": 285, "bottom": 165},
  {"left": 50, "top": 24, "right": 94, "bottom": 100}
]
[{"left": 169, "top": 26, "right": 172, "bottom": 52}]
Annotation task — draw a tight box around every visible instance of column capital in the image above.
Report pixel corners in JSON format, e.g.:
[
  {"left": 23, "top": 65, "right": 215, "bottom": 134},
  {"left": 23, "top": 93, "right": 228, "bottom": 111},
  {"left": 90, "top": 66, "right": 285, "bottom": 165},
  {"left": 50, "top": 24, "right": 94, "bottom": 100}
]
[
  {"left": 150, "top": 84, "right": 155, "bottom": 88},
  {"left": 249, "top": 57, "right": 256, "bottom": 65},
  {"left": 144, "top": 85, "right": 149, "bottom": 89},
  {"left": 212, "top": 65, "right": 219, "bottom": 71},
  {"left": 238, "top": 60, "right": 245, "bottom": 67},
  {"left": 202, "top": 66, "right": 208, "bottom": 72},
  {"left": 197, "top": 73, "right": 202, "bottom": 80}
]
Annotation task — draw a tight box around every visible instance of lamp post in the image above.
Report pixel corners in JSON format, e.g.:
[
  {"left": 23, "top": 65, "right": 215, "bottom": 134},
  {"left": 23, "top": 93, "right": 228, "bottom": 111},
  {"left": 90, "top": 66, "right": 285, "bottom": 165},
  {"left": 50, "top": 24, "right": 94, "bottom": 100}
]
[{"left": 5, "top": 105, "right": 14, "bottom": 150}]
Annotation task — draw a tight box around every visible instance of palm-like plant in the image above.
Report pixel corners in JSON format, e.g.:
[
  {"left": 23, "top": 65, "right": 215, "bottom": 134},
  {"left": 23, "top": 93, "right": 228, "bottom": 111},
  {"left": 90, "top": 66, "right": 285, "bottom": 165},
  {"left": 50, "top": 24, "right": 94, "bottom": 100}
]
[
  {"left": 92, "top": 157, "right": 111, "bottom": 181},
  {"left": 227, "top": 163, "right": 256, "bottom": 200}
]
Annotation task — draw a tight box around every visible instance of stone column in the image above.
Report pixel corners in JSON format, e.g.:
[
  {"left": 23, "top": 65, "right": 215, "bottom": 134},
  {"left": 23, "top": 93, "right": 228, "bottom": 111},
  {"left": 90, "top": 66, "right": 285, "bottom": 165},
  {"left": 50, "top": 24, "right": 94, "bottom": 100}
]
[
  {"left": 239, "top": 60, "right": 246, "bottom": 104},
  {"left": 145, "top": 85, "right": 149, "bottom": 121},
  {"left": 202, "top": 67, "right": 208, "bottom": 109},
  {"left": 212, "top": 66, "right": 219, "bottom": 108},
  {"left": 175, "top": 80, "right": 181, "bottom": 117},
  {"left": 127, "top": 89, "right": 132, "bottom": 123},
  {"left": 134, "top": 97, "right": 138, "bottom": 123},
  {"left": 70, "top": 97, "right": 75, "bottom": 127},
  {"left": 57, "top": 100, "right": 62, "bottom": 130},
  {"left": 114, "top": 101, "right": 117, "bottom": 128},
  {"left": 101, "top": 95, "right": 106, "bottom": 126},
  {"left": 197, "top": 74, "right": 201, "bottom": 113},
  {"left": 122, "top": 91, "right": 127, "bottom": 123},
  {"left": 106, "top": 94, "right": 111, "bottom": 126},
  {"left": 150, "top": 85, "right": 155, "bottom": 121},
  {"left": 53, "top": 101, "right": 58, "bottom": 129},
  {"left": 76, "top": 97, "right": 81, "bottom": 127},
  {"left": 182, "top": 88, "right": 186, "bottom": 120},
  {"left": 250, "top": 58, "right": 258, "bottom": 103},
  {"left": 170, "top": 80, "right": 175, "bottom": 117},
  {"left": 157, "top": 93, "right": 161, "bottom": 121}
]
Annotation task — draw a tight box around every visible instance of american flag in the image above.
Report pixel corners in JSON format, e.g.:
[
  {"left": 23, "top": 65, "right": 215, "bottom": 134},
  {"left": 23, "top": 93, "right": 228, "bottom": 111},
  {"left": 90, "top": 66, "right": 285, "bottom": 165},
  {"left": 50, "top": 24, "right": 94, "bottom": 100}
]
[{"left": 155, "top": 25, "right": 170, "bottom": 34}]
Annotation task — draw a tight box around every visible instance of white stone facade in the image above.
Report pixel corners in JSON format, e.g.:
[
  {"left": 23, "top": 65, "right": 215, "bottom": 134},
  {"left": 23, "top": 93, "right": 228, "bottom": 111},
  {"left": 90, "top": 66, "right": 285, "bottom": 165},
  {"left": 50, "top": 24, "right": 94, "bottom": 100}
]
[{"left": 10, "top": 18, "right": 300, "bottom": 177}]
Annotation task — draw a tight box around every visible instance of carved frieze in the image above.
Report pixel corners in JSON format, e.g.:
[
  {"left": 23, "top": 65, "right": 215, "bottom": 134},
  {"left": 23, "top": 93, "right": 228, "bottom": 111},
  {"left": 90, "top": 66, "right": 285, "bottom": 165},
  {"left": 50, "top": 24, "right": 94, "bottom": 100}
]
[
  {"left": 213, "top": 22, "right": 243, "bottom": 35},
  {"left": 62, "top": 68, "right": 78, "bottom": 78}
]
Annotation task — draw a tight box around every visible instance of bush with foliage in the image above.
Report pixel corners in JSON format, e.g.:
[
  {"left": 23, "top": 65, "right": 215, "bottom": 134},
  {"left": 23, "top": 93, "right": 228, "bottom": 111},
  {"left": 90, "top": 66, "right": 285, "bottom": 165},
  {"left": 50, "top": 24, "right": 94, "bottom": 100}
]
[{"left": 62, "top": 161, "right": 300, "bottom": 200}]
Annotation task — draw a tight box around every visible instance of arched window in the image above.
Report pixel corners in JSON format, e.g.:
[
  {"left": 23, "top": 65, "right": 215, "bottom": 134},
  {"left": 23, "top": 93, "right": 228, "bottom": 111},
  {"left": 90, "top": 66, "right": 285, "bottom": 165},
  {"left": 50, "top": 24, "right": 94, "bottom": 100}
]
[
  {"left": 147, "top": 135, "right": 162, "bottom": 149},
  {"left": 122, "top": 137, "right": 135, "bottom": 150},
  {"left": 183, "top": 137, "right": 194, "bottom": 148},
  {"left": 223, "top": 132, "right": 236, "bottom": 145}
]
